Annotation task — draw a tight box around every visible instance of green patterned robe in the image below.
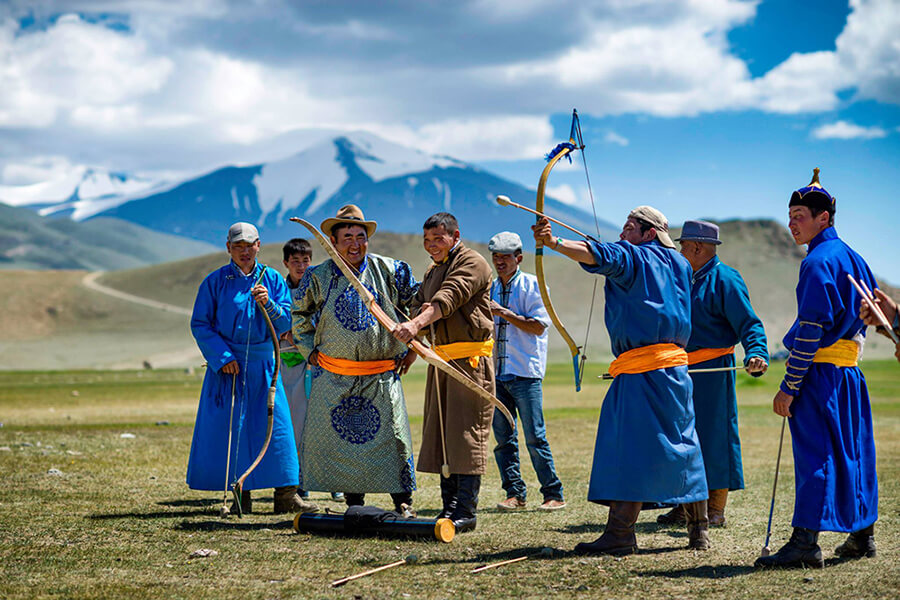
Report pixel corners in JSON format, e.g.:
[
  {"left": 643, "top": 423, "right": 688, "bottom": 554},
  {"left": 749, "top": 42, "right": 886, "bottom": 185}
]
[{"left": 291, "top": 254, "right": 419, "bottom": 494}]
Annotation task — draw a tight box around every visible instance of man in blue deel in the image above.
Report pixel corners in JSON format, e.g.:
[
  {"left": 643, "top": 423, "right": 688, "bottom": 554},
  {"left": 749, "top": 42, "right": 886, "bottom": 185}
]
[
  {"left": 533, "top": 206, "right": 709, "bottom": 555},
  {"left": 756, "top": 169, "right": 879, "bottom": 569},
  {"left": 187, "top": 222, "right": 314, "bottom": 515},
  {"left": 656, "top": 220, "right": 768, "bottom": 528}
]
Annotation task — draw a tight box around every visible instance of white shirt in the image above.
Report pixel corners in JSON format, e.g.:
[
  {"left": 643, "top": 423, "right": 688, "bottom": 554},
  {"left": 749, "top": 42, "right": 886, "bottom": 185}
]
[{"left": 491, "top": 269, "right": 551, "bottom": 379}]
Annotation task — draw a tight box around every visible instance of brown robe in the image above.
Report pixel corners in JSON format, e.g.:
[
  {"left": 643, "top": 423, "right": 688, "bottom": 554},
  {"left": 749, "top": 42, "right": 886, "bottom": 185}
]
[{"left": 414, "top": 243, "right": 495, "bottom": 475}]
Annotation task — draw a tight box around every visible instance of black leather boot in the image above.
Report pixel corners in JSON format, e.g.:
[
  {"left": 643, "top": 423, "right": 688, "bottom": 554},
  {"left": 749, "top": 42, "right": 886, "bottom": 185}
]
[
  {"left": 754, "top": 527, "right": 824, "bottom": 569},
  {"left": 450, "top": 475, "right": 480, "bottom": 532},
  {"left": 835, "top": 524, "right": 876, "bottom": 558},
  {"left": 656, "top": 505, "right": 686, "bottom": 525},
  {"left": 344, "top": 493, "right": 365, "bottom": 507},
  {"left": 438, "top": 474, "right": 458, "bottom": 519},
  {"left": 574, "top": 501, "right": 641, "bottom": 556}
]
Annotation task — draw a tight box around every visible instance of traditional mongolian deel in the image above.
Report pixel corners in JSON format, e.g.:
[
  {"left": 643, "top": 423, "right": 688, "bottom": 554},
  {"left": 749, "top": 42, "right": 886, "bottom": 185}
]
[
  {"left": 292, "top": 256, "right": 419, "bottom": 494},
  {"left": 687, "top": 256, "right": 768, "bottom": 491},
  {"left": 415, "top": 244, "right": 496, "bottom": 476},
  {"left": 780, "top": 226, "right": 878, "bottom": 533},
  {"left": 581, "top": 239, "right": 707, "bottom": 506},
  {"left": 186, "top": 262, "right": 299, "bottom": 491}
]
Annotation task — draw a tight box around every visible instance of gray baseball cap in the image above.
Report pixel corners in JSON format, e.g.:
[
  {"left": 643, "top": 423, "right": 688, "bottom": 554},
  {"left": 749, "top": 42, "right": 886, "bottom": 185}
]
[
  {"left": 227, "top": 222, "right": 259, "bottom": 244},
  {"left": 675, "top": 220, "right": 722, "bottom": 245},
  {"left": 488, "top": 231, "right": 523, "bottom": 254},
  {"left": 628, "top": 206, "right": 675, "bottom": 249}
]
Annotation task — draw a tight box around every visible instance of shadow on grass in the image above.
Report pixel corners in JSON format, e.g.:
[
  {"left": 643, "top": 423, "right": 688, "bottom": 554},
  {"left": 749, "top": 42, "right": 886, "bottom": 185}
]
[
  {"left": 156, "top": 498, "right": 220, "bottom": 508},
  {"left": 641, "top": 564, "right": 756, "bottom": 578},
  {"left": 176, "top": 519, "right": 294, "bottom": 531},
  {"left": 427, "top": 545, "right": 574, "bottom": 567},
  {"left": 89, "top": 509, "right": 218, "bottom": 520}
]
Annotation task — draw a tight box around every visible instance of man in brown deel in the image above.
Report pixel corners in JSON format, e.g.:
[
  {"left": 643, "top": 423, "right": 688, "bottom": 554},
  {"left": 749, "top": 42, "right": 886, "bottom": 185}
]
[{"left": 392, "top": 212, "right": 495, "bottom": 532}]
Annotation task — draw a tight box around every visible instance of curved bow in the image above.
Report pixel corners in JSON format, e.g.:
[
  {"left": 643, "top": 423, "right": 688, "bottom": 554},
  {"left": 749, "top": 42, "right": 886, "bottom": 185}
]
[
  {"left": 289, "top": 217, "right": 515, "bottom": 428},
  {"left": 535, "top": 111, "right": 588, "bottom": 391},
  {"left": 231, "top": 265, "right": 279, "bottom": 517}
]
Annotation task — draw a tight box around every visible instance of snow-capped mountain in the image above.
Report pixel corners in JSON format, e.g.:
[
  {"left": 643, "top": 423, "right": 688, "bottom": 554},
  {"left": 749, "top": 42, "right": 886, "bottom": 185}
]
[{"left": 4, "top": 131, "right": 618, "bottom": 248}]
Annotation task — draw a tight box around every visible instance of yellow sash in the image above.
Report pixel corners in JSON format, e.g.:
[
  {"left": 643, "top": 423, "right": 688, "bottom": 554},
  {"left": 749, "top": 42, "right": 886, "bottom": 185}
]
[
  {"left": 317, "top": 352, "right": 396, "bottom": 376},
  {"left": 687, "top": 346, "right": 735, "bottom": 365},
  {"left": 433, "top": 339, "right": 495, "bottom": 369},
  {"left": 608, "top": 343, "right": 688, "bottom": 378},
  {"left": 812, "top": 339, "right": 859, "bottom": 367}
]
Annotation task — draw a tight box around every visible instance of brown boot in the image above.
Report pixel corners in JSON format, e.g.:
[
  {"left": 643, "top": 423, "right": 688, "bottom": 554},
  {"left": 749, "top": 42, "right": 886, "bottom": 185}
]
[
  {"left": 656, "top": 504, "right": 686, "bottom": 525},
  {"left": 229, "top": 489, "right": 252, "bottom": 515},
  {"left": 273, "top": 486, "right": 319, "bottom": 514},
  {"left": 574, "top": 501, "right": 641, "bottom": 556},
  {"left": 708, "top": 489, "right": 728, "bottom": 527},
  {"left": 684, "top": 500, "right": 710, "bottom": 550}
]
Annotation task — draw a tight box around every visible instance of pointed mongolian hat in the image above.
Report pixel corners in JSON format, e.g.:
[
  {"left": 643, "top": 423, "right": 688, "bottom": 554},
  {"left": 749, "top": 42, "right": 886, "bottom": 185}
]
[{"left": 789, "top": 167, "right": 836, "bottom": 215}]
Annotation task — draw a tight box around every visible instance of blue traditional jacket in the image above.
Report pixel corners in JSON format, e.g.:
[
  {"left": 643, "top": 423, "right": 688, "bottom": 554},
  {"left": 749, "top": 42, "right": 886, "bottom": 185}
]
[
  {"left": 579, "top": 239, "right": 707, "bottom": 505},
  {"left": 186, "top": 261, "right": 300, "bottom": 491},
  {"left": 779, "top": 227, "right": 878, "bottom": 532}
]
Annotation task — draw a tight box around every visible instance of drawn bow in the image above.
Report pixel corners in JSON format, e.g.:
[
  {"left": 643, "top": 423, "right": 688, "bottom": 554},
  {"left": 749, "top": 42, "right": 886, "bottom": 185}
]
[
  {"left": 534, "top": 109, "right": 601, "bottom": 391},
  {"left": 289, "top": 217, "right": 515, "bottom": 428},
  {"left": 230, "top": 265, "right": 279, "bottom": 517}
]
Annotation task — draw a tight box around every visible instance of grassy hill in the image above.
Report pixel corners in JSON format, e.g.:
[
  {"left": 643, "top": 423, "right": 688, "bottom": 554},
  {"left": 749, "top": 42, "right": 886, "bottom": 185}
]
[
  {"left": 0, "top": 202, "right": 217, "bottom": 270},
  {"left": 1, "top": 219, "right": 897, "bottom": 370}
]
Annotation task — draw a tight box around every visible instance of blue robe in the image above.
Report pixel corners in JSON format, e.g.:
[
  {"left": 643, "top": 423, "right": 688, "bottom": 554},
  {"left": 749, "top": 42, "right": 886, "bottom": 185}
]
[
  {"left": 687, "top": 256, "right": 768, "bottom": 491},
  {"left": 780, "top": 227, "right": 878, "bottom": 532},
  {"left": 186, "top": 261, "right": 300, "bottom": 491},
  {"left": 582, "top": 239, "right": 707, "bottom": 505}
]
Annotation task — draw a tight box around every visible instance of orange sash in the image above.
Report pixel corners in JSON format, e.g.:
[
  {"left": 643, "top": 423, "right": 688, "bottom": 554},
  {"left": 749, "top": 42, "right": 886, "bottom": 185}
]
[
  {"left": 317, "top": 352, "right": 396, "bottom": 376},
  {"left": 686, "top": 346, "right": 735, "bottom": 366},
  {"left": 433, "top": 339, "right": 495, "bottom": 369},
  {"left": 608, "top": 343, "right": 688, "bottom": 378}
]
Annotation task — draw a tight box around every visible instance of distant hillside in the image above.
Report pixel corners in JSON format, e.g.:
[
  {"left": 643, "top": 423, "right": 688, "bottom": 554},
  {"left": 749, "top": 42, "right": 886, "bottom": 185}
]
[
  {"left": 0, "top": 202, "right": 217, "bottom": 270},
  {"left": 2, "top": 218, "right": 897, "bottom": 370}
]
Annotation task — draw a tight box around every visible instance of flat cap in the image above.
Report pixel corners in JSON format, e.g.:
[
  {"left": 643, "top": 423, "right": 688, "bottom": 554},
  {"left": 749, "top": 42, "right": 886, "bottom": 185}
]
[{"left": 488, "top": 231, "right": 523, "bottom": 254}]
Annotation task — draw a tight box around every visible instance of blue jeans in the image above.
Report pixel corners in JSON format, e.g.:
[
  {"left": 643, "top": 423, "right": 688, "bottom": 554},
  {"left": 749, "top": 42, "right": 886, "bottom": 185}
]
[{"left": 492, "top": 377, "right": 564, "bottom": 502}]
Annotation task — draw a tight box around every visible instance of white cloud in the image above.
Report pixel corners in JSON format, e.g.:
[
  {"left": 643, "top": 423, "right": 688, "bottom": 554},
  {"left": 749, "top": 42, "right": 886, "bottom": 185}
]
[
  {"left": 604, "top": 131, "right": 629, "bottom": 146},
  {"left": 811, "top": 120, "right": 888, "bottom": 140},
  {"left": 546, "top": 184, "right": 579, "bottom": 205}
]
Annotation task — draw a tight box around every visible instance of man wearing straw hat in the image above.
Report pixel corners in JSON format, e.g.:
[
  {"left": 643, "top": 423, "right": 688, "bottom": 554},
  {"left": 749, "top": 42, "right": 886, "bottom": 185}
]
[
  {"left": 755, "top": 169, "right": 879, "bottom": 569},
  {"left": 533, "top": 206, "right": 709, "bottom": 555},
  {"left": 654, "top": 221, "right": 768, "bottom": 528},
  {"left": 291, "top": 205, "right": 420, "bottom": 515},
  {"left": 392, "top": 212, "right": 496, "bottom": 533}
]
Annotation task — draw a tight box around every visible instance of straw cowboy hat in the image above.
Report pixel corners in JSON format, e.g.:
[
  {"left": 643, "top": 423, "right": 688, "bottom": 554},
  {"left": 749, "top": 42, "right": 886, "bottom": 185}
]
[{"left": 321, "top": 204, "right": 377, "bottom": 238}]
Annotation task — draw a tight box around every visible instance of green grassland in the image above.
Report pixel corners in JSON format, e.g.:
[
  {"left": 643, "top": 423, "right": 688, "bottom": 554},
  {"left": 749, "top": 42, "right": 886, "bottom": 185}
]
[{"left": 1, "top": 360, "right": 898, "bottom": 599}]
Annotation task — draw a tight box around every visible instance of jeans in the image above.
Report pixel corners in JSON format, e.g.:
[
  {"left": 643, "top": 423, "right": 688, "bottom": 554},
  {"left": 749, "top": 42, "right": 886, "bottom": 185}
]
[{"left": 492, "top": 376, "right": 563, "bottom": 502}]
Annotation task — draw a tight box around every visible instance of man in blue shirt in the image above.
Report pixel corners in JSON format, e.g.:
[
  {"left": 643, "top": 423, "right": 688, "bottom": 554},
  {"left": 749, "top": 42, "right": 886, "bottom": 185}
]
[
  {"left": 488, "top": 231, "right": 565, "bottom": 512},
  {"left": 756, "top": 169, "right": 878, "bottom": 569},
  {"left": 655, "top": 221, "right": 768, "bottom": 527},
  {"left": 534, "top": 206, "right": 708, "bottom": 555}
]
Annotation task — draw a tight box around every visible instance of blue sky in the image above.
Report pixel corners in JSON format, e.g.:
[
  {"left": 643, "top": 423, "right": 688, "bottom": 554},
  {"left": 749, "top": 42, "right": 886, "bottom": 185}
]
[{"left": 0, "top": 0, "right": 897, "bottom": 281}]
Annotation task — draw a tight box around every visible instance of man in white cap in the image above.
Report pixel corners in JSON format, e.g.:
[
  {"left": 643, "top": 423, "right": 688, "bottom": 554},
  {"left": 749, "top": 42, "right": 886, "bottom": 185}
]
[
  {"left": 292, "top": 205, "right": 420, "bottom": 515},
  {"left": 487, "top": 231, "right": 565, "bottom": 512},
  {"left": 653, "top": 220, "right": 768, "bottom": 528},
  {"left": 187, "top": 222, "right": 315, "bottom": 515},
  {"left": 533, "top": 206, "right": 709, "bottom": 555}
]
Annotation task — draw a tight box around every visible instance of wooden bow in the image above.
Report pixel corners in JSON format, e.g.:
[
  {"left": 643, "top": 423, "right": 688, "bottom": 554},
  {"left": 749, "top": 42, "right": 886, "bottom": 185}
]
[
  {"left": 231, "top": 265, "right": 279, "bottom": 517},
  {"left": 535, "top": 110, "right": 588, "bottom": 391},
  {"left": 289, "top": 217, "right": 515, "bottom": 428}
]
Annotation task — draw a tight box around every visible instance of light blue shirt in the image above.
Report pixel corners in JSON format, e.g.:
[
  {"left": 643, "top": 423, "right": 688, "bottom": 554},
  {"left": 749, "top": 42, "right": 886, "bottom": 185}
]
[{"left": 491, "top": 269, "right": 551, "bottom": 379}]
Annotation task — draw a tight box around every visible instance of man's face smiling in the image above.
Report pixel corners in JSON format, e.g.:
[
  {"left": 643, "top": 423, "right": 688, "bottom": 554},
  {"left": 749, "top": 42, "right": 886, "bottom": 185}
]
[
  {"left": 284, "top": 253, "right": 311, "bottom": 283},
  {"left": 423, "top": 225, "right": 459, "bottom": 263},
  {"left": 331, "top": 224, "right": 368, "bottom": 269},
  {"left": 492, "top": 252, "right": 521, "bottom": 283}
]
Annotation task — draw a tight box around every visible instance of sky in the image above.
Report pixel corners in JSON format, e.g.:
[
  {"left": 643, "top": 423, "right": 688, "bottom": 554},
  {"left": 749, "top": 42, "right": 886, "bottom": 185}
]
[{"left": 0, "top": 0, "right": 898, "bottom": 281}]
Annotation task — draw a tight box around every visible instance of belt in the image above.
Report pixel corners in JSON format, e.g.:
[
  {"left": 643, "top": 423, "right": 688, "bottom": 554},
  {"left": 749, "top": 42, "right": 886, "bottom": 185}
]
[
  {"left": 608, "top": 343, "right": 688, "bottom": 378},
  {"left": 687, "top": 346, "right": 735, "bottom": 365},
  {"left": 433, "top": 339, "right": 495, "bottom": 369},
  {"left": 317, "top": 352, "right": 396, "bottom": 376},
  {"left": 812, "top": 339, "right": 859, "bottom": 367}
]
